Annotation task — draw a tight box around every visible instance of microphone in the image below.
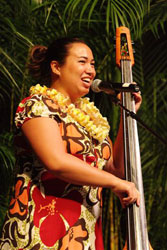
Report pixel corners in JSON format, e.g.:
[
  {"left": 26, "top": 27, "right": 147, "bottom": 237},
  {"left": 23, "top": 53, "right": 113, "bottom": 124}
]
[{"left": 91, "top": 79, "right": 140, "bottom": 95}]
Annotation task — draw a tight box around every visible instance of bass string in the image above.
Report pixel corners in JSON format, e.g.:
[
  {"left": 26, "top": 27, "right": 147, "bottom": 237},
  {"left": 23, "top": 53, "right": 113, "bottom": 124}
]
[
  {"left": 121, "top": 59, "right": 137, "bottom": 184},
  {"left": 121, "top": 59, "right": 150, "bottom": 250}
]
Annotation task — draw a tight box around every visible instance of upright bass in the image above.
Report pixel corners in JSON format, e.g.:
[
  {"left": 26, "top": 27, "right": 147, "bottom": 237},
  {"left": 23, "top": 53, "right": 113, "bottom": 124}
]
[{"left": 115, "top": 26, "right": 151, "bottom": 250}]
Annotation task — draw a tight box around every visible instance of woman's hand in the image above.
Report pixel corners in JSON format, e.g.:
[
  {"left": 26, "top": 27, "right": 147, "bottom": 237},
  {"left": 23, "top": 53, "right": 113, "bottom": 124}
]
[
  {"left": 133, "top": 91, "right": 142, "bottom": 112},
  {"left": 112, "top": 179, "right": 140, "bottom": 208},
  {"left": 131, "top": 82, "right": 142, "bottom": 112}
]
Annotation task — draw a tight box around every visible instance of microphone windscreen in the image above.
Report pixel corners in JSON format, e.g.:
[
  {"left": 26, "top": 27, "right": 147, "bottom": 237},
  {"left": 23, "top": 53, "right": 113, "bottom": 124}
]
[{"left": 91, "top": 79, "right": 101, "bottom": 92}]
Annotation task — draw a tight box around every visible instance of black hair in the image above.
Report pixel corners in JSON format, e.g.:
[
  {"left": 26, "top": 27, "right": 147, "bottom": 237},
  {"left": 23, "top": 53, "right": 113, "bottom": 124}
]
[{"left": 28, "top": 37, "right": 86, "bottom": 85}]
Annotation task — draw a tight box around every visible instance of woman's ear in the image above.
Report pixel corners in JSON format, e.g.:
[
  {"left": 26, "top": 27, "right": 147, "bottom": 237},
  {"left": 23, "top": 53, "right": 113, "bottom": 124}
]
[{"left": 50, "top": 61, "right": 61, "bottom": 75}]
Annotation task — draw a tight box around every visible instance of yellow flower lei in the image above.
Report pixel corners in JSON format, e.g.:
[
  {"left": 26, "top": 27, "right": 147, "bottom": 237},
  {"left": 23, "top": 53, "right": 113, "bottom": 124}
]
[{"left": 29, "top": 84, "right": 110, "bottom": 142}]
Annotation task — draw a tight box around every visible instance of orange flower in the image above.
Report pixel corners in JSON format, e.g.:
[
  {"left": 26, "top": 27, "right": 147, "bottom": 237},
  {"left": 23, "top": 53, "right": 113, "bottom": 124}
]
[
  {"left": 9, "top": 177, "right": 28, "bottom": 219},
  {"left": 58, "top": 219, "right": 88, "bottom": 250}
]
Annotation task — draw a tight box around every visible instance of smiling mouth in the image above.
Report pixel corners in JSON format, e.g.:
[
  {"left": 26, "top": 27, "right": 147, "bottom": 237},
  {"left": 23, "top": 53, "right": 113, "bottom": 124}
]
[
  {"left": 82, "top": 80, "right": 91, "bottom": 89},
  {"left": 82, "top": 78, "right": 91, "bottom": 84}
]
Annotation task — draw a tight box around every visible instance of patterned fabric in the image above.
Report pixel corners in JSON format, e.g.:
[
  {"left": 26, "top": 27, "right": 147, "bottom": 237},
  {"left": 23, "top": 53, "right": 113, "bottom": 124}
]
[{"left": 0, "top": 94, "right": 112, "bottom": 250}]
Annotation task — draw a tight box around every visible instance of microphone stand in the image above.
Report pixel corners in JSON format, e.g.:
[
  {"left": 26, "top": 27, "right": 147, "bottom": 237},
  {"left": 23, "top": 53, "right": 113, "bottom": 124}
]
[{"left": 110, "top": 95, "right": 167, "bottom": 146}]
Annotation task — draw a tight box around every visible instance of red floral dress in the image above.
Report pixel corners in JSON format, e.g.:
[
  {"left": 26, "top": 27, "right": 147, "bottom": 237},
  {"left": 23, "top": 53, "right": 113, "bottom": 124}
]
[{"left": 0, "top": 94, "right": 112, "bottom": 250}]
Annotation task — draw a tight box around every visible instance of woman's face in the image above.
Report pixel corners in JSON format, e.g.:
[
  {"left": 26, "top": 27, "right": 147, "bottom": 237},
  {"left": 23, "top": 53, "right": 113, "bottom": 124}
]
[{"left": 52, "top": 42, "right": 96, "bottom": 102}]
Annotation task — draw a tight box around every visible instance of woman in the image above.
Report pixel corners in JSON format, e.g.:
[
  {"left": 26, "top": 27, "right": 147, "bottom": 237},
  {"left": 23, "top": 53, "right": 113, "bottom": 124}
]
[{"left": 0, "top": 38, "right": 141, "bottom": 250}]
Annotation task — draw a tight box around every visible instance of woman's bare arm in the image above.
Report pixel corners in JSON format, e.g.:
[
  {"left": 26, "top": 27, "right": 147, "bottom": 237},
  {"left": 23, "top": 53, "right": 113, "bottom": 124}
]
[
  {"left": 105, "top": 92, "right": 142, "bottom": 179},
  {"left": 22, "top": 117, "right": 140, "bottom": 207}
]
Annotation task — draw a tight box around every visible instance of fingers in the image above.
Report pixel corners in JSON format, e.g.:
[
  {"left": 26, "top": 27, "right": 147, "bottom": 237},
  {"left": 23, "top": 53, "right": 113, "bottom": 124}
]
[
  {"left": 120, "top": 196, "right": 140, "bottom": 208},
  {"left": 131, "top": 82, "right": 142, "bottom": 102},
  {"left": 113, "top": 179, "right": 140, "bottom": 208},
  {"left": 118, "top": 181, "right": 140, "bottom": 208},
  {"left": 136, "top": 195, "right": 140, "bottom": 207},
  {"left": 132, "top": 91, "right": 142, "bottom": 101},
  {"left": 132, "top": 91, "right": 142, "bottom": 112},
  {"left": 122, "top": 194, "right": 140, "bottom": 207}
]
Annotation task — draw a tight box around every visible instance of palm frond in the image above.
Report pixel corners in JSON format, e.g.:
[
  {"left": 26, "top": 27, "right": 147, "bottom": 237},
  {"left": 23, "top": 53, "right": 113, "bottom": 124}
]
[
  {"left": 144, "top": 0, "right": 167, "bottom": 37},
  {"left": 0, "top": 132, "right": 15, "bottom": 229},
  {"left": 0, "top": 62, "right": 20, "bottom": 91},
  {"left": 63, "top": 0, "right": 145, "bottom": 38},
  {"left": 3, "top": 17, "right": 33, "bottom": 47}
]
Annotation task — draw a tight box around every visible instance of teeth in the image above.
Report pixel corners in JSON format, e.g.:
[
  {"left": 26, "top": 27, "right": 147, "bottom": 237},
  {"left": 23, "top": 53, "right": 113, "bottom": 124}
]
[{"left": 82, "top": 78, "right": 91, "bottom": 83}]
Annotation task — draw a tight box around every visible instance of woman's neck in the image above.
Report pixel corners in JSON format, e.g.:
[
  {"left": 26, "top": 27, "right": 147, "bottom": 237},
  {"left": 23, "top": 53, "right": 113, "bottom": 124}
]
[{"left": 50, "top": 81, "right": 78, "bottom": 104}]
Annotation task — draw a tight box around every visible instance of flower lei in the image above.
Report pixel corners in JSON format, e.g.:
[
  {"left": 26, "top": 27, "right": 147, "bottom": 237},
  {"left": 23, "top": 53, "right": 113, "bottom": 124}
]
[{"left": 29, "top": 84, "right": 110, "bottom": 142}]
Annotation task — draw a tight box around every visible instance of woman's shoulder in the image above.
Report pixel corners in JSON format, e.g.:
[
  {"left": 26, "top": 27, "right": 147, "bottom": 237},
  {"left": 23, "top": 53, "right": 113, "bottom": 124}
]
[{"left": 15, "top": 93, "right": 65, "bottom": 128}]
